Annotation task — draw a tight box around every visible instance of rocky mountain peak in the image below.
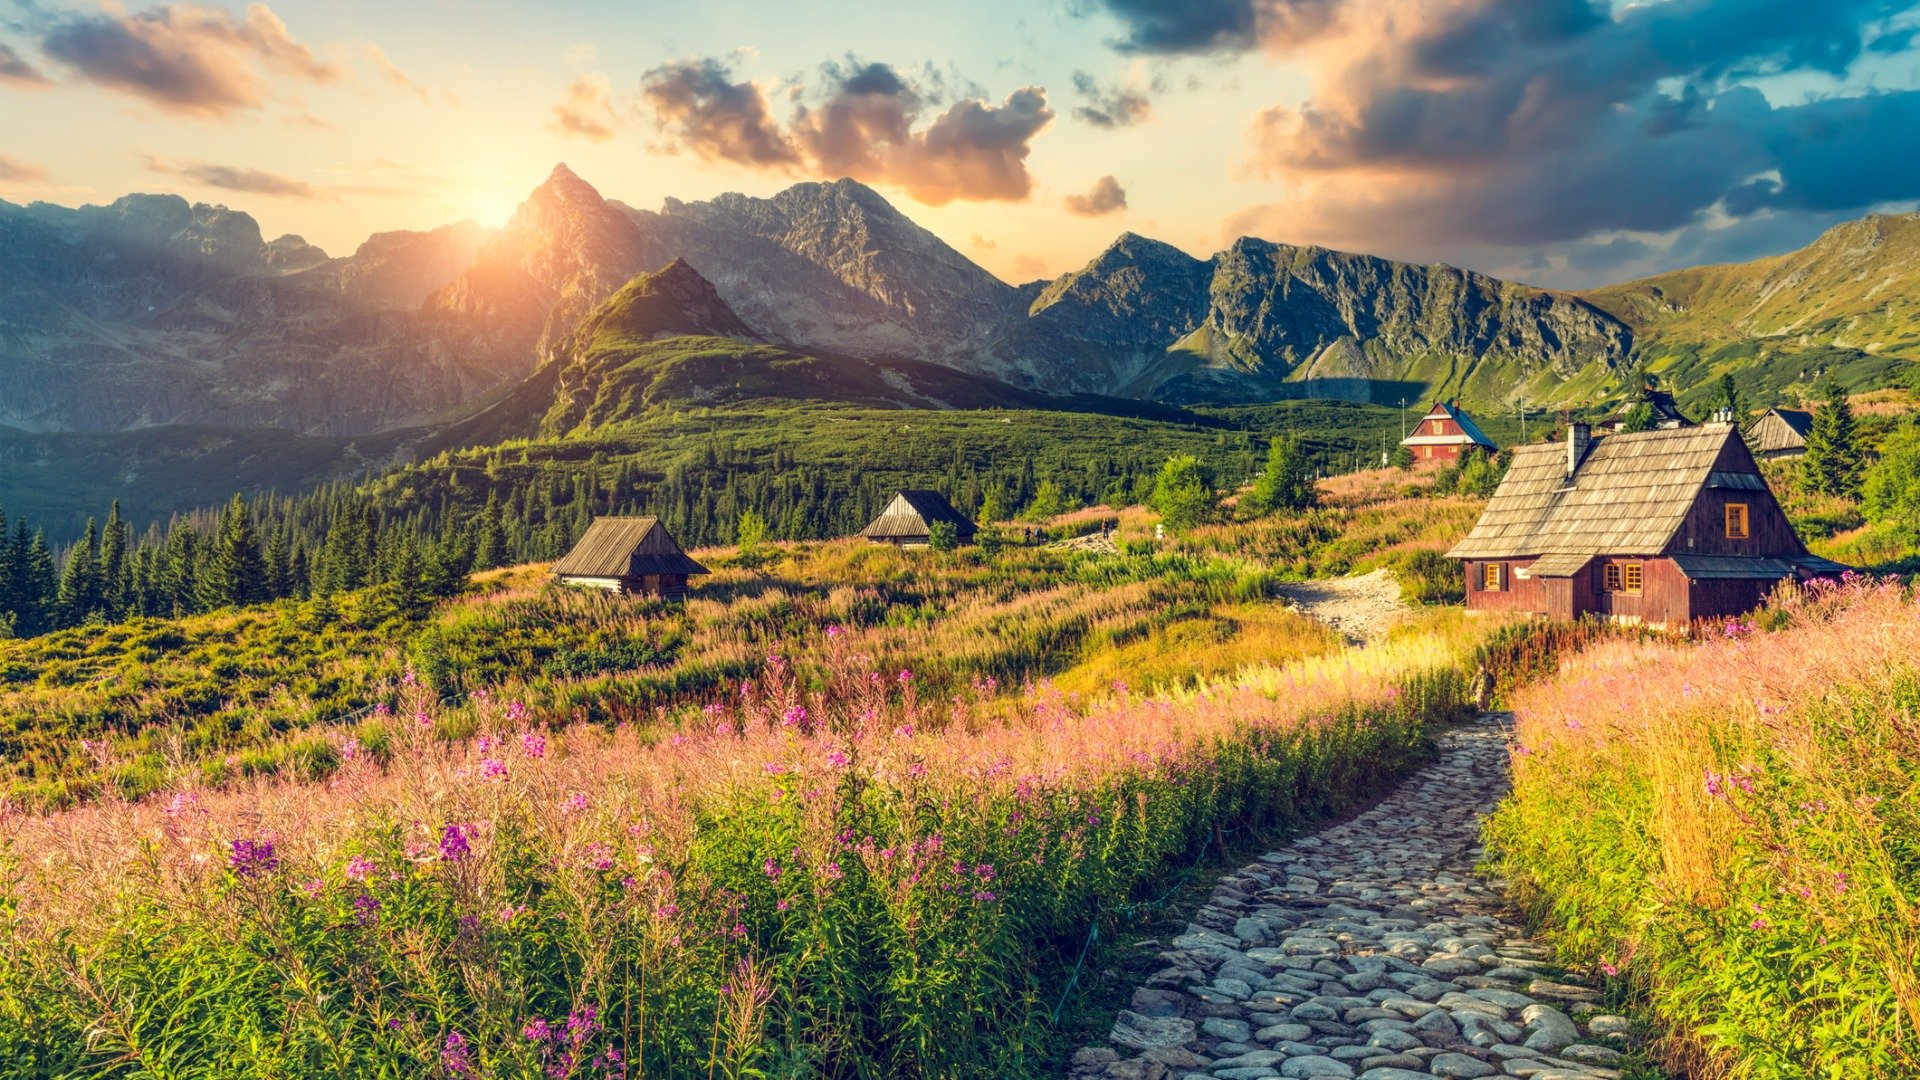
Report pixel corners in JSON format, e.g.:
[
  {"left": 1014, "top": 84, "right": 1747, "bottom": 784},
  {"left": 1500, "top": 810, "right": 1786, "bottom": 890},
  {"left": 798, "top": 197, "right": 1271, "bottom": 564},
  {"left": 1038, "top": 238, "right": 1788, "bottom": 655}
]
[{"left": 570, "top": 260, "right": 759, "bottom": 347}]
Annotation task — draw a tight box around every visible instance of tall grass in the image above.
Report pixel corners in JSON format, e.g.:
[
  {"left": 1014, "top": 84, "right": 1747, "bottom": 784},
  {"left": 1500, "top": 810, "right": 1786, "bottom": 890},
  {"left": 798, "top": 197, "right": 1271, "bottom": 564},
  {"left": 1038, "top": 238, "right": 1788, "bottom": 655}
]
[
  {"left": 1485, "top": 577, "right": 1920, "bottom": 1077},
  {"left": 0, "top": 628, "right": 1478, "bottom": 1078}
]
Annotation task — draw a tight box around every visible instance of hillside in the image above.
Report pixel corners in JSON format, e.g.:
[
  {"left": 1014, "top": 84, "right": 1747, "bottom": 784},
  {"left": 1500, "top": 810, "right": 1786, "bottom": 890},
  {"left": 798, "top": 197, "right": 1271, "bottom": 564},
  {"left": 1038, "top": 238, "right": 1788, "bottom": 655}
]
[{"left": 1582, "top": 212, "right": 1920, "bottom": 410}]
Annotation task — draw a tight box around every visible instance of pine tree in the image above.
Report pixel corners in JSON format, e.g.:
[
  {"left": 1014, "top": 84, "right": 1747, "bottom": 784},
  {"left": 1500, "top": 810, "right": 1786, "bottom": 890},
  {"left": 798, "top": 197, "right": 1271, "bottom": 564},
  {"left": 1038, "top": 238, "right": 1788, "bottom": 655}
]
[
  {"left": 202, "top": 495, "right": 267, "bottom": 609},
  {"left": 98, "top": 501, "right": 128, "bottom": 619},
  {"left": 1151, "top": 455, "right": 1218, "bottom": 530},
  {"left": 56, "top": 519, "right": 103, "bottom": 627},
  {"left": 1718, "top": 373, "right": 1740, "bottom": 420},
  {"left": 1803, "top": 380, "right": 1863, "bottom": 498},
  {"left": 1249, "top": 437, "right": 1317, "bottom": 515}
]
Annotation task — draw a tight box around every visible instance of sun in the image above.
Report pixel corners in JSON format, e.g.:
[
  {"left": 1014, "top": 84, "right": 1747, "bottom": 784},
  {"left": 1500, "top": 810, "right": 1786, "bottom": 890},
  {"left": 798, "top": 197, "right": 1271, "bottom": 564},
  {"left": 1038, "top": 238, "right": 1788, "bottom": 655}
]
[{"left": 465, "top": 186, "right": 526, "bottom": 229}]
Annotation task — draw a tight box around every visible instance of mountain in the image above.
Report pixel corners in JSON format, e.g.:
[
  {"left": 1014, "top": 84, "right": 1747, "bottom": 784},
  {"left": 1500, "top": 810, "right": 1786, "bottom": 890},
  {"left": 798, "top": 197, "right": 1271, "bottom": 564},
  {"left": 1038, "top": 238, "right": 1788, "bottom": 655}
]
[{"left": 1582, "top": 212, "right": 1920, "bottom": 409}]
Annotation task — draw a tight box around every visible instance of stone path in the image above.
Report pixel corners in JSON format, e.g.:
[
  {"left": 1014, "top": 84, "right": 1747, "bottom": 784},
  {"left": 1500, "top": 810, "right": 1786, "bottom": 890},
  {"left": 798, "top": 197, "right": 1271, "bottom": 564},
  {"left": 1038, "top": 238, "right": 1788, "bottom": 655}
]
[
  {"left": 1068, "top": 715, "right": 1634, "bottom": 1080},
  {"left": 1274, "top": 569, "right": 1407, "bottom": 646}
]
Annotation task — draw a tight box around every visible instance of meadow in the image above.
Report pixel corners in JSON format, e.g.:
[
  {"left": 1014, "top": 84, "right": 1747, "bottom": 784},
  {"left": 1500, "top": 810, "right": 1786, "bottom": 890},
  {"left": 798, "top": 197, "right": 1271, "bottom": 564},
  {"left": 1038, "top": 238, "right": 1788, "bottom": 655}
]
[{"left": 1486, "top": 576, "right": 1920, "bottom": 1077}]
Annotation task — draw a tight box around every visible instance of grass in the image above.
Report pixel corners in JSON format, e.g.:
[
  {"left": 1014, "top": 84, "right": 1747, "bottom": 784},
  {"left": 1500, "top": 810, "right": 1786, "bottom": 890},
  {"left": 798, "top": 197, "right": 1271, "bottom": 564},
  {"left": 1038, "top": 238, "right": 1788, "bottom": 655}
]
[
  {"left": 1484, "top": 577, "right": 1920, "bottom": 1077},
  {"left": 0, "top": 614, "right": 1490, "bottom": 1078}
]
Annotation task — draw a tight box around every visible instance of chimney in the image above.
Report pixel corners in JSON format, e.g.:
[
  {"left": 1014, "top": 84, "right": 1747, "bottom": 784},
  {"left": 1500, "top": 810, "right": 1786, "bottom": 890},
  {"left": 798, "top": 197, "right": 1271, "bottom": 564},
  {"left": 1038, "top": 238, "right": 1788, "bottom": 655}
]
[{"left": 1567, "top": 422, "right": 1591, "bottom": 477}]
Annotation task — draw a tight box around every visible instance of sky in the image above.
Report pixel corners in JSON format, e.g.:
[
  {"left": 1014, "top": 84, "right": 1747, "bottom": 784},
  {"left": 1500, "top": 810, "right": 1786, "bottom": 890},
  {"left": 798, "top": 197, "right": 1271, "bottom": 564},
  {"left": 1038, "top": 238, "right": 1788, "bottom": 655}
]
[{"left": 3, "top": 0, "right": 1920, "bottom": 289}]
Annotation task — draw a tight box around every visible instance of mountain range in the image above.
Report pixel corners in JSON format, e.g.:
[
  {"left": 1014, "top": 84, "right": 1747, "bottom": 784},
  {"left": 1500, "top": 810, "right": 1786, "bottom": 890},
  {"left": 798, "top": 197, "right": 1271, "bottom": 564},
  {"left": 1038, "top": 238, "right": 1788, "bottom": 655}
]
[{"left": 2, "top": 163, "right": 1917, "bottom": 538}]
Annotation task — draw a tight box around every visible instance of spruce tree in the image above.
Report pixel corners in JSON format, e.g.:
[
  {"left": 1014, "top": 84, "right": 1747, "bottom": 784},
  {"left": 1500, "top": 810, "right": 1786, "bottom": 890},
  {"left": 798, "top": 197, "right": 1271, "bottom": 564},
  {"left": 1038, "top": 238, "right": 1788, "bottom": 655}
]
[
  {"left": 1249, "top": 437, "right": 1317, "bottom": 514},
  {"left": 56, "top": 519, "right": 103, "bottom": 627},
  {"left": 202, "top": 495, "right": 267, "bottom": 609},
  {"left": 1803, "top": 381, "right": 1863, "bottom": 498},
  {"left": 99, "top": 501, "right": 128, "bottom": 619}
]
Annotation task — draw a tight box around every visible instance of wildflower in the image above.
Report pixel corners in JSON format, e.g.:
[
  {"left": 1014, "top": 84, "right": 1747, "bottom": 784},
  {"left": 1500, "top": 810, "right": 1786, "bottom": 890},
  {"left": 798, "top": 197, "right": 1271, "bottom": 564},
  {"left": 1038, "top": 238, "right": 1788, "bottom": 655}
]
[
  {"left": 400, "top": 668, "right": 417, "bottom": 688},
  {"left": 584, "top": 842, "right": 615, "bottom": 871},
  {"left": 825, "top": 749, "right": 851, "bottom": 769},
  {"left": 505, "top": 700, "right": 527, "bottom": 723},
  {"left": 561, "top": 792, "right": 589, "bottom": 814},
  {"left": 763, "top": 858, "right": 781, "bottom": 879},
  {"left": 975, "top": 863, "right": 997, "bottom": 881},
  {"left": 1704, "top": 771, "right": 1725, "bottom": 798},
  {"left": 345, "top": 855, "right": 377, "bottom": 882},
  {"left": 440, "top": 1031, "right": 473, "bottom": 1076},
  {"left": 763, "top": 762, "right": 787, "bottom": 775},
  {"left": 1750, "top": 917, "right": 1769, "bottom": 930},
  {"left": 523, "top": 1017, "right": 553, "bottom": 1042},
  {"left": 229, "top": 838, "right": 279, "bottom": 879},
  {"left": 895, "top": 723, "right": 915, "bottom": 738},
  {"left": 353, "top": 893, "right": 381, "bottom": 926},
  {"left": 301, "top": 878, "right": 325, "bottom": 898},
  {"left": 162, "top": 791, "right": 197, "bottom": 817},
  {"left": 338, "top": 737, "right": 361, "bottom": 761},
  {"left": 521, "top": 730, "right": 547, "bottom": 759},
  {"left": 480, "top": 758, "right": 508, "bottom": 781},
  {"left": 821, "top": 862, "right": 844, "bottom": 881},
  {"left": 897, "top": 669, "right": 913, "bottom": 684},
  {"left": 825, "top": 624, "right": 844, "bottom": 638},
  {"left": 1599, "top": 961, "right": 1618, "bottom": 976},
  {"left": 440, "top": 823, "right": 472, "bottom": 862},
  {"left": 974, "top": 890, "right": 997, "bottom": 901},
  {"left": 776, "top": 899, "right": 790, "bottom": 911},
  {"left": 782, "top": 705, "right": 809, "bottom": 730},
  {"left": 499, "top": 904, "right": 524, "bottom": 924},
  {"left": 415, "top": 709, "right": 433, "bottom": 729}
]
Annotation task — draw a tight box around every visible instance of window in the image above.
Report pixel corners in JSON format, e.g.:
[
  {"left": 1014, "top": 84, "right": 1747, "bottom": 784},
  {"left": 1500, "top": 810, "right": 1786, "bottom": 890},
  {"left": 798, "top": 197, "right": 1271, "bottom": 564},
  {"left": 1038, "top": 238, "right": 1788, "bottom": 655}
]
[
  {"left": 1725, "top": 503, "right": 1750, "bottom": 539},
  {"left": 1483, "top": 562, "right": 1502, "bottom": 592},
  {"left": 1605, "top": 561, "right": 1644, "bottom": 593},
  {"left": 1431, "top": 419, "right": 1445, "bottom": 435}
]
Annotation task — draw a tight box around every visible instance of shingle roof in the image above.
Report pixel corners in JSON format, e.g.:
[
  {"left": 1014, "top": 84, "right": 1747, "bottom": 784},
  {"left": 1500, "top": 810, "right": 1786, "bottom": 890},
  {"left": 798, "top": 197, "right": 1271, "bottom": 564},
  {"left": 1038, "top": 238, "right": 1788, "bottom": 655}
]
[
  {"left": 553, "top": 517, "right": 710, "bottom": 578},
  {"left": 1447, "top": 423, "right": 1744, "bottom": 560},
  {"left": 1670, "top": 554, "right": 1799, "bottom": 579},
  {"left": 1746, "top": 408, "right": 1814, "bottom": 455},
  {"left": 858, "top": 490, "right": 978, "bottom": 539}
]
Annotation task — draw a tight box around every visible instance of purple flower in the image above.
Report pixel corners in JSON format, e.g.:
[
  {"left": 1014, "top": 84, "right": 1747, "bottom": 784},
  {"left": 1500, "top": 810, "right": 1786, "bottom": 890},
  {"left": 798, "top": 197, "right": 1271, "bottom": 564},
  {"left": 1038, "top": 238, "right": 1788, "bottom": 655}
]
[
  {"left": 763, "top": 858, "right": 782, "bottom": 879},
  {"left": 825, "top": 749, "right": 851, "bottom": 769},
  {"left": 506, "top": 700, "right": 528, "bottom": 723},
  {"left": 521, "top": 731, "right": 547, "bottom": 759},
  {"left": 523, "top": 1017, "right": 553, "bottom": 1042},
  {"left": 560, "top": 792, "right": 589, "bottom": 813},
  {"left": 781, "top": 705, "right": 809, "bottom": 730},
  {"left": 441, "top": 1031, "right": 473, "bottom": 1076},
  {"left": 353, "top": 893, "right": 381, "bottom": 925},
  {"left": 821, "top": 861, "right": 844, "bottom": 881},
  {"left": 825, "top": 624, "right": 844, "bottom": 638},
  {"left": 440, "top": 823, "right": 472, "bottom": 862},
  {"left": 344, "top": 855, "right": 377, "bottom": 882},
  {"left": 229, "top": 838, "right": 279, "bottom": 879},
  {"left": 584, "top": 842, "right": 614, "bottom": 871}
]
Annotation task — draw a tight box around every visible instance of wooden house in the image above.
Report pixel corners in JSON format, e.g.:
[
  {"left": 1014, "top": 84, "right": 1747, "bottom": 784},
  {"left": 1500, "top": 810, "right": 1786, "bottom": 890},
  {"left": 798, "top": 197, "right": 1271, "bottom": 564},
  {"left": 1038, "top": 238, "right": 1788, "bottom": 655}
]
[
  {"left": 1745, "top": 408, "right": 1814, "bottom": 459},
  {"left": 1447, "top": 422, "right": 1845, "bottom": 626},
  {"left": 1401, "top": 400, "right": 1497, "bottom": 461},
  {"left": 857, "top": 490, "right": 977, "bottom": 548},
  {"left": 1601, "top": 387, "right": 1692, "bottom": 432},
  {"left": 552, "top": 517, "right": 709, "bottom": 601}
]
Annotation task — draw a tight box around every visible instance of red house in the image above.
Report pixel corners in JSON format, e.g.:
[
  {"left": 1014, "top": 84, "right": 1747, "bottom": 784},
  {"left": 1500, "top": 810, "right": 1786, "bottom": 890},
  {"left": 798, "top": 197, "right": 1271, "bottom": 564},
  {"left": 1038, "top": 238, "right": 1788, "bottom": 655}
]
[
  {"left": 1402, "top": 400, "right": 1497, "bottom": 461},
  {"left": 1447, "top": 421, "right": 1845, "bottom": 626}
]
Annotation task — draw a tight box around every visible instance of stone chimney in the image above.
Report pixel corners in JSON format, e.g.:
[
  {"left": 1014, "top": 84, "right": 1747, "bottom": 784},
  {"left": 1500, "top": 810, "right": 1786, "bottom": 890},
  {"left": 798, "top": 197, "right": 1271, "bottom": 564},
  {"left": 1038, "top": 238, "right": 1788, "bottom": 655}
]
[{"left": 1567, "top": 422, "right": 1592, "bottom": 477}]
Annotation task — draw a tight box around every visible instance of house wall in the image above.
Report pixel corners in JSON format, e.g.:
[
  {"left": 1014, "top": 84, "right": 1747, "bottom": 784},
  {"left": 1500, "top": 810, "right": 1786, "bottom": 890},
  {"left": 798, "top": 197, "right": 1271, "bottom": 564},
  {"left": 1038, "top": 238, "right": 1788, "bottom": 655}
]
[
  {"left": 1664, "top": 439, "right": 1806, "bottom": 559},
  {"left": 1464, "top": 559, "right": 1549, "bottom": 613},
  {"left": 1686, "top": 577, "right": 1781, "bottom": 621}
]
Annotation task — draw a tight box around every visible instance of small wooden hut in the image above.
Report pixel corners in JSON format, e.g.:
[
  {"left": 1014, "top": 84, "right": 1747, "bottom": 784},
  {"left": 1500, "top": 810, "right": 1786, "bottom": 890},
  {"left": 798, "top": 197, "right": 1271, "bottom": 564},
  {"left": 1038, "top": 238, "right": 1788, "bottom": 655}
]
[
  {"left": 1600, "top": 387, "right": 1692, "bottom": 432},
  {"left": 1745, "top": 408, "right": 1814, "bottom": 459},
  {"left": 553, "top": 517, "right": 709, "bottom": 601},
  {"left": 857, "top": 490, "right": 977, "bottom": 548},
  {"left": 1401, "top": 400, "right": 1497, "bottom": 461},
  {"left": 1447, "top": 421, "right": 1844, "bottom": 626}
]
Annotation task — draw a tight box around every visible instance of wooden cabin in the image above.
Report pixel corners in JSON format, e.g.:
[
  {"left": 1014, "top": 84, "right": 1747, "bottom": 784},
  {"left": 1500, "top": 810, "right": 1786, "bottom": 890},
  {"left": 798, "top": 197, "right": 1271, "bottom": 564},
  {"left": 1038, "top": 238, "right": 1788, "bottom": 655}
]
[
  {"left": 857, "top": 490, "right": 977, "bottom": 549},
  {"left": 1447, "top": 422, "right": 1845, "bottom": 626},
  {"left": 1746, "top": 408, "right": 1814, "bottom": 459},
  {"left": 552, "top": 517, "right": 709, "bottom": 601},
  {"left": 1401, "top": 400, "right": 1497, "bottom": 461},
  {"left": 1601, "top": 387, "right": 1692, "bottom": 432}
]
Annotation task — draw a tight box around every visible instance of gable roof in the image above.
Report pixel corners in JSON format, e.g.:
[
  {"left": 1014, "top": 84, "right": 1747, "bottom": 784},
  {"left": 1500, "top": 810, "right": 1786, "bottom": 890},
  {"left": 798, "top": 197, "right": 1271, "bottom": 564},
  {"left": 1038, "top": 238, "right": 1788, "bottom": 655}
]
[
  {"left": 1604, "top": 388, "right": 1692, "bottom": 429},
  {"left": 1746, "top": 408, "right": 1814, "bottom": 454},
  {"left": 858, "top": 490, "right": 977, "bottom": 539},
  {"left": 553, "top": 517, "right": 710, "bottom": 578},
  {"left": 1447, "top": 423, "right": 1764, "bottom": 560},
  {"left": 1402, "top": 400, "right": 1497, "bottom": 449}
]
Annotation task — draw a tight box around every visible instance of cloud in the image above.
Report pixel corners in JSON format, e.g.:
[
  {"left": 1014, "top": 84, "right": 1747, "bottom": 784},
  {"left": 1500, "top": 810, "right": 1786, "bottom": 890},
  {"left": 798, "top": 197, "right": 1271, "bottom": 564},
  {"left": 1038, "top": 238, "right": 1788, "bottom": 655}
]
[
  {"left": 971, "top": 234, "right": 997, "bottom": 249},
  {"left": 1071, "top": 70, "right": 1152, "bottom": 128},
  {"left": 36, "top": 3, "right": 338, "bottom": 118},
  {"left": 0, "top": 155, "right": 48, "bottom": 182},
  {"left": 1177, "top": 0, "right": 1920, "bottom": 285},
  {"left": 640, "top": 56, "right": 801, "bottom": 167},
  {"left": 146, "top": 155, "right": 324, "bottom": 198},
  {"left": 1087, "top": 0, "right": 1342, "bottom": 54},
  {"left": 640, "top": 55, "right": 1053, "bottom": 203},
  {"left": 548, "top": 72, "right": 622, "bottom": 142},
  {"left": 1064, "top": 175, "right": 1129, "bottom": 216},
  {"left": 0, "top": 42, "right": 53, "bottom": 88},
  {"left": 1011, "top": 253, "right": 1051, "bottom": 279},
  {"left": 365, "top": 44, "right": 426, "bottom": 100}
]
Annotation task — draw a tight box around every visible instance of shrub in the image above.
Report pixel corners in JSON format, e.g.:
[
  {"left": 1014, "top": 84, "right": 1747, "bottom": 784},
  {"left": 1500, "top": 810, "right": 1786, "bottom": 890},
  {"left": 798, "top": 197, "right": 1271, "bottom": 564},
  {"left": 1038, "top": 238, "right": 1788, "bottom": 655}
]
[
  {"left": 1391, "top": 549, "right": 1463, "bottom": 605},
  {"left": 927, "top": 520, "right": 960, "bottom": 552}
]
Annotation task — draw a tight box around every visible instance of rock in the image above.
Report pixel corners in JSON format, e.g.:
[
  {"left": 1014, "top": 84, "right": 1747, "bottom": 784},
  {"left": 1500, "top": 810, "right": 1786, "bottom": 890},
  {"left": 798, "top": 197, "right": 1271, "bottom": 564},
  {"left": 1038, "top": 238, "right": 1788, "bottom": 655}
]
[
  {"left": 1073, "top": 1047, "right": 1122, "bottom": 1068},
  {"left": 1201, "top": 1017, "right": 1253, "bottom": 1042},
  {"left": 1111, "top": 1012, "right": 1198, "bottom": 1051},
  {"left": 1143, "top": 1046, "right": 1211, "bottom": 1069},
  {"left": 1255, "top": 1022, "right": 1313, "bottom": 1043},
  {"left": 1104, "top": 1059, "right": 1169, "bottom": 1080},
  {"left": 1216, "top": 1069, "right": 1282, "bottom": 1080},
  {"left": 1411, "top": 1009, "right": 1459, "bottom": 1036},
  {"left": 1279, "top": 1057, "right": 1355, "bottom": 1079},
  {"left": 1131, "top": 988, "right": 1188, "bottom": 1018},
  {"left": 1366, "top": 1029, "right": 1424, "bottom": 1052},
  {"left": 1560, "top": 1043, "right": 1624, "bottom": 1064},
  {"left": 1235, "top": 918, "right": 1273, "bottom": 944},
  {"left": 1428, "top": 1052, "right": 1497, "bottom": 1078},
  {"left": 1210, "top": 978, "right": 1254, "bottom": 1001},
  {"left": 1356, "top": 1070, "right": 1437, "bottom": 1080},
  {"left": 1211, "top": 1050, "right": 1287, "bottom": 1069},
  {"left": 1526, "top": 980, "right": 1600, "bottom": 1003},
  {"left": 1518, "top": 1003, "right": 1579, "bottom": 1054},
  {"left": 1584, "top": 1015, "right": 1632, "bottom": 1037}
]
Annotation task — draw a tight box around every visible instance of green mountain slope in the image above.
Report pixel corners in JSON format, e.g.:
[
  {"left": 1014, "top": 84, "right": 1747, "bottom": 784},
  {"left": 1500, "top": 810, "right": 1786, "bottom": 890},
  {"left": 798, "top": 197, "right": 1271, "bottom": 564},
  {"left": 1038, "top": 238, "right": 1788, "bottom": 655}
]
[{"left": 1582, "top": 212, "right": 1920, "bottom": 411}]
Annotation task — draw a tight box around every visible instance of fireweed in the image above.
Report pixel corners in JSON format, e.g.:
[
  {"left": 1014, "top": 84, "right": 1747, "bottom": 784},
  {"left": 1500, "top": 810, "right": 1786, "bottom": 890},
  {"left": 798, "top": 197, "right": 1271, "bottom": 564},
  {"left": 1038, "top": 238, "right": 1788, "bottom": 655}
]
[
  {"left": 0, "top": 629, "right": 1475, "bottom": 1077},
  {"left": 1485, "top": 576, "right": 1920, "bottom": 1077}
]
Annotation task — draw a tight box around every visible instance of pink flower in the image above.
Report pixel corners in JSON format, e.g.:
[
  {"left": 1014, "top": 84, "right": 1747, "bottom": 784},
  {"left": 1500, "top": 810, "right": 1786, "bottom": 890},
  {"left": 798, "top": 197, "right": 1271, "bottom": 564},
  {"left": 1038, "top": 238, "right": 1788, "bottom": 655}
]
[
  {"left": 344, "top": 855, "right": 377, "bottom": 882},
  {"left": 520, "top": 731, "right": 546, "bottom": 759},
  {"left": 782, "top": 705, "right": 809, "bottom": 730},
  {"left": 764, "top": 859, "right": 782, "bottom": 878},
  {"left": 480, "top": 758, "right": 507, "bottom": 781},
  {"left": 560, "top": 792, "right": 589, "bottom": 814},
  {"left": 1599, "top": 961, "right": 1618, "bottom": 976},
  {"left": 825, "top": 625, "right": 844, "bottom": 638},
  {"left": 583, "top": 842, "right": 614, "bottom": 871},
  {"left": 821, "top": 862, "right": 844, "bottom": 881},
  {"left": 825, "top": 749, "right": 851, "bottom": 769}
]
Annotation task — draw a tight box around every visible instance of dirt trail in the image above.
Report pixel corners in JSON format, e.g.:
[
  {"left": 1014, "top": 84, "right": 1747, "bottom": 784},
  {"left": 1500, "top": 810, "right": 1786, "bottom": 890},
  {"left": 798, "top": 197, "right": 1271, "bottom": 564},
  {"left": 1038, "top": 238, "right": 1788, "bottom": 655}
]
[{"left": 1275, "top": 568, "right": 1408, "bottom": 646}]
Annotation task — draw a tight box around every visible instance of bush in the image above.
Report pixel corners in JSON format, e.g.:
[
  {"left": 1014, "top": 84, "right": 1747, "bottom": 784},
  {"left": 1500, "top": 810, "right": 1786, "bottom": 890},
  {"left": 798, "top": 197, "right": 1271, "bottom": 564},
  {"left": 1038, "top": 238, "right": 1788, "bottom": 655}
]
[
  {"left": 927, "top": 520, "right": 959, "bottom": 552},
  {"left": 1391, "top": 549, "right": 1463, "bottom": 605}
]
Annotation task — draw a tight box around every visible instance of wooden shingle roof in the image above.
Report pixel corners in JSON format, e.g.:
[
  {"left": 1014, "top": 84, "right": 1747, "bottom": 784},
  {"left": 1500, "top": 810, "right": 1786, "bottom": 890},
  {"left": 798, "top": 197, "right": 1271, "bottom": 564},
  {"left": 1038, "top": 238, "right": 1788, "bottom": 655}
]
[
  {"left": 858, "top": 490, "right": 977, "bottom": 539},
  {"left": 1746, "top": 408, "right": 1814, "bottom": 455},
  {"left": 1447, "top": 423, "right": 1742, "bottom": 560},
  {"left": 553, "top": 517, "right": 710, "bottom": 578}
]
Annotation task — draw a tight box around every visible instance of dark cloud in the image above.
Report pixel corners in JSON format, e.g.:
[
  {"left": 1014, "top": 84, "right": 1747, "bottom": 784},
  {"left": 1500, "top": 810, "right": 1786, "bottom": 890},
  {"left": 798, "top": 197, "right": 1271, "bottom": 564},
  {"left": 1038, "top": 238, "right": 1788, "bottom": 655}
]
[
  {"left": 0, "top": 154, "right": 48, "bottom": 182},
  {"left": 1204, "top": 0, "right": 1920, "bottom": 283},
  {"left": 1087, "top": 0, "right": 1342, "bottom": 54},
  {"left": 1071, "top": 70, "right": 1152, "bottom": 128},
  {"left": 36, "top": 3, "right": 338, "bottom": 117},
  {"left": 549, "top": 73, "right": 622, "bottom": 142},
  {"left": 1064, "top": 175, "right": 1128, "bottom": 216},
  {"left": 146, "top": 156, "right": 324, "bottom": 198},
  {"left": 641, "top": 56, "right": 1053, "bottom": 204},
  {"left": 640, "top": 56, "right": 802, "bottom": 167},
  {"left": 0, "top": 42, "right": 53, "bottom": 87}
]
